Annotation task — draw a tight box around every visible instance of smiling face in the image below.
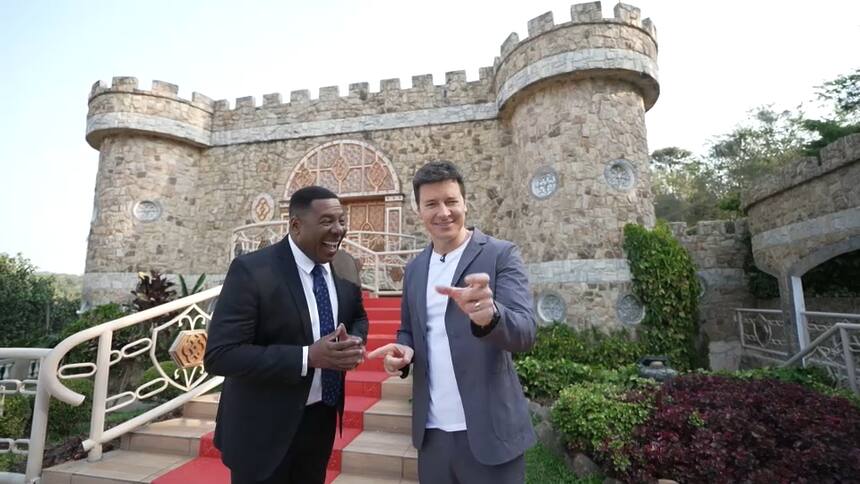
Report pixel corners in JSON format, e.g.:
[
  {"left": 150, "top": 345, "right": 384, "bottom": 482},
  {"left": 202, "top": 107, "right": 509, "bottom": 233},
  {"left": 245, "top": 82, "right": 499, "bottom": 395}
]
[
  {"left": 417, "top": 179, "right": 468, "bottom": 253},
  {"left": 290, "top": 198, "right": 347, "bottom": 264}
]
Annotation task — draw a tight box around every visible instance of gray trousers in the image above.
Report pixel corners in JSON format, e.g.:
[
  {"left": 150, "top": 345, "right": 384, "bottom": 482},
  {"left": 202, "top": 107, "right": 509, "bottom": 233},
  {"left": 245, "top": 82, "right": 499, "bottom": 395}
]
[{"left": 417, "top": 429, "right": 525, "bottom": 484}]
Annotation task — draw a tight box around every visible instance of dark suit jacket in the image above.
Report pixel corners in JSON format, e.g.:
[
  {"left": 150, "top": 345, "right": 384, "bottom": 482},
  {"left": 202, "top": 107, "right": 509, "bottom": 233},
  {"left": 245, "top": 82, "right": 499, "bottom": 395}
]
[
  {"left": 204, "top": 239, "right": 368, "bottom": 481},
  {"left": 397, "top": 228, "right": 537, "bottom": 466}
]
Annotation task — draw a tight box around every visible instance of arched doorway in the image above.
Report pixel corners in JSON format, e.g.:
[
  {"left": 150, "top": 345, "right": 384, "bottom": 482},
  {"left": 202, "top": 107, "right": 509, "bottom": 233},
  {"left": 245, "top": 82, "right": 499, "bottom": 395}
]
[{"left": 281, "top": 140, "right": 404, "bottom": 248}]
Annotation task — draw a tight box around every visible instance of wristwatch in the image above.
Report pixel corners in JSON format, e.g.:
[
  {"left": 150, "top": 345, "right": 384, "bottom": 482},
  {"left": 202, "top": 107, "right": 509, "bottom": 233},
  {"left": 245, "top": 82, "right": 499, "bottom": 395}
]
[{"left": 490, "top": 300, "right": 501, "bottom": 326}]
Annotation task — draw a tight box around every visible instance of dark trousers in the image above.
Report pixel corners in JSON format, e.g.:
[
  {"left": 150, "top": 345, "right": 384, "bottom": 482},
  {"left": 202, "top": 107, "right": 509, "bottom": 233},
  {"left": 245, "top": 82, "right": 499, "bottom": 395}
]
[
  {"left": 417, "top": 428, "right": 525, "bottom": 484},
  {"left": 231, "top": 402, "right": 337, "bottom": 484}
]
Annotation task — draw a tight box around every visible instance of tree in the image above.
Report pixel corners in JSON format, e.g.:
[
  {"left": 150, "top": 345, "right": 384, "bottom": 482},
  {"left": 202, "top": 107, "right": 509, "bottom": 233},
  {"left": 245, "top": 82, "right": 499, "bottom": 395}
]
[
  {"left": 650, "top": 148, "right": 726, "bottom": 224},
  {"left": 0, "top": 254, "right": 69, "bottom": 347},
  {"left": 817, "top": 67, "right": 860, "bottom": 120},
  {"left": 802, "top": 68, "right": 860, "bottom": 155}
]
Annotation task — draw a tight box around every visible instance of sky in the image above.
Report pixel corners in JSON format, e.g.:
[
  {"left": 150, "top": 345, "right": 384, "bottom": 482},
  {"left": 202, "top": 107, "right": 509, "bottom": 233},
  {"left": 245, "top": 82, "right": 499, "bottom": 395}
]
[{"left": 0, "top": 0, "right": 858, "bottom": 275}]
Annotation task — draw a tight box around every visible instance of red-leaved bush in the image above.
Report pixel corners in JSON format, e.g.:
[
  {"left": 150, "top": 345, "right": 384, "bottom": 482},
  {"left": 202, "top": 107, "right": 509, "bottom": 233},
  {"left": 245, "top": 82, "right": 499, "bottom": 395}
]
[{"left": 620, "top": 374, "right": 860, "bottom": 483}]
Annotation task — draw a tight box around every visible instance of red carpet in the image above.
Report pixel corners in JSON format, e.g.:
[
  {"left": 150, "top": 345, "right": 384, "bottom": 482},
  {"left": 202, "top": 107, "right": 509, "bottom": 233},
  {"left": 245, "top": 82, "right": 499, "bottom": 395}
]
[{"left": 153, "top": 295, "right": 401, "bottom": 484}]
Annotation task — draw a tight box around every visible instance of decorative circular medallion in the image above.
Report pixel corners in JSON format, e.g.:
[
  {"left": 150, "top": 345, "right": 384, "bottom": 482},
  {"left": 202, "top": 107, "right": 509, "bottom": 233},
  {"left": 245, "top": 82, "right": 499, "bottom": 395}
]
[
  {"left": 133, "top": 200, "right": 162, "bottom": 222},
  {"left": 530, "top": 166, "right": 559, "bottom": 200},
  {"left": 604, "top": 159, "right": 637, "bottom": 191},
  {"left": 536, "top": 292, "right": 567, "bottom": 323},
  {"left": 252, "top": 193, "right": 275, "bottom": 222},
  {"left": 616, "top": 294, "right": 645, "bottom": 325}
]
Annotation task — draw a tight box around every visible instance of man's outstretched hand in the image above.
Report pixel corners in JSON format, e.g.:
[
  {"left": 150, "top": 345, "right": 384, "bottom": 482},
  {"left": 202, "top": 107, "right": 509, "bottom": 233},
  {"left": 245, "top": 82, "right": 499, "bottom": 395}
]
[
  {"left": 366, "top": 343, "right": 414, "bottom": 376},
  {"left": 436, "top": 272, "right": 495, "bottom": 327},
  {"left": 308, "top": 324, "right": 365, "bottom": 371}
]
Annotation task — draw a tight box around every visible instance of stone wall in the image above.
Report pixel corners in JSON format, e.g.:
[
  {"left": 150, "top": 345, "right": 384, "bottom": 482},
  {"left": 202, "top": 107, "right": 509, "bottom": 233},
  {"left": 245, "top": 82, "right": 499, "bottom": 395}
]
[
  {"left": 670, "top": 219, "right": 753, "bottom": 370},
  {"left": 743, "top": 133, "right": 860, "bottom": 276}
]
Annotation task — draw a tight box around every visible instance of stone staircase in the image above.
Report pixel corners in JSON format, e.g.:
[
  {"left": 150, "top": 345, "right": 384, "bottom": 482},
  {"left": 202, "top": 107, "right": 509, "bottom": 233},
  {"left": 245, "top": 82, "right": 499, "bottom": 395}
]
[{"left": 42, "top": 296, "right": 418, "bottom": 484}]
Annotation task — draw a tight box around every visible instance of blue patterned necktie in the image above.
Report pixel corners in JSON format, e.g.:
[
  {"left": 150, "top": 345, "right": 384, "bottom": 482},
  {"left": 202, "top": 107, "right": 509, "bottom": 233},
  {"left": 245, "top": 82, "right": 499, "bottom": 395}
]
[{"left": 311, "top": 264, "right": 341, "bottom": 407}]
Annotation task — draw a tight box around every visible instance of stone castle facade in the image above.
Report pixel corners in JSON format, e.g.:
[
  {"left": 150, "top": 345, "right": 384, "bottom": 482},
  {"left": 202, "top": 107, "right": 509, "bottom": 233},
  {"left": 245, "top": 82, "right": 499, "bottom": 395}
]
[{"left": 83, "top": 2, "right": 660, "bottom": 333}]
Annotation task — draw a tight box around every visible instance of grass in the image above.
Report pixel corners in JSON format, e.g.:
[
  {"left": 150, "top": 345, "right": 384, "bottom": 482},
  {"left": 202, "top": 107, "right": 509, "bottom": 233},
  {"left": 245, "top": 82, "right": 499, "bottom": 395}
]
[{"left": 525, "top": 443, "right": 603, "bottom": 484}]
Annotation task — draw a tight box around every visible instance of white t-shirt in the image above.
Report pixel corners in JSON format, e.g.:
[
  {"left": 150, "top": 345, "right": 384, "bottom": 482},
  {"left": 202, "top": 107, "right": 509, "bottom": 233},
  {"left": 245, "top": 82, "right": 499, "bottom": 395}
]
[{"left": 425, "top": 235, "right": 471, "bottom": 431}]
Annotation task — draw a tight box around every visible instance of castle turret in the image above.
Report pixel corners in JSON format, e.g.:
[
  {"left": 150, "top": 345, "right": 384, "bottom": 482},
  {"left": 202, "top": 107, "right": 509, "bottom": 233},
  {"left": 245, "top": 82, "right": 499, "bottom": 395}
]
[
  {"left": 495, "top": 2, "right": 659, "bottom": 328},
  {"left": 84, "top": 77, "right": 214, "bottom": 304}
]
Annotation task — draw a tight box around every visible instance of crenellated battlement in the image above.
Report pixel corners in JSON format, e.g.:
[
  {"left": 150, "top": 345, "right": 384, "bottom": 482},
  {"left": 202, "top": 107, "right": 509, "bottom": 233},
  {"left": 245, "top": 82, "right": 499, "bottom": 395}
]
[
  {"left": 207, "top": 68, "right": 494, "bottom": 119},
  {"left": 668, "top": 219, "right": 750, "bottom": 239},
  {"left": 89, "top": 77, "right": 216, "bottom": 112},
  {"left": 85, "top": 2, "right": 657, "bottom": 142},
  {"left": 492, "top": 2, "right": 659, "bottom": 111},
  {"left": 742, "top": 133, "right": 860, "bottom": 210},
  {"left": 498, "top": 2, "right": 657, "bottom": 63}
]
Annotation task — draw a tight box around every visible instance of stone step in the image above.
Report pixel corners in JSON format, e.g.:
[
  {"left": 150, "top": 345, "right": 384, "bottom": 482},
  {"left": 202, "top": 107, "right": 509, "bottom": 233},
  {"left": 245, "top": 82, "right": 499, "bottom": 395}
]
[
  {"left": 362, "top": 297, "right": 402, "bottom": 309},
  {"left": 41, "top": 449, "right": 193, "bottom": 484},
  {"left": 339, "top": 430, "right": 417, "bottom": 481},
  {"left": 365, "top": 307, "right": 401, "bottom": 320},
  {"left": 363, "top": 399, "right": 412, "bottom": 434},
  {"left": 368, "top": 320, "right": 401, "bottom": 335},
  {"left": 381, "top": 374, "right": 412, "bottom": 400},
  {"left": 120, "top": 418, "right": 215, "bottom": 456},
  {"left": 367, "top": 334, "right": 396, "bottom": 351},
  {"left": 182, "top": 392, "right": 220, "bottom": 420},
  {"left": 332, "top": 474, "right": 418, "bottom": 484}
]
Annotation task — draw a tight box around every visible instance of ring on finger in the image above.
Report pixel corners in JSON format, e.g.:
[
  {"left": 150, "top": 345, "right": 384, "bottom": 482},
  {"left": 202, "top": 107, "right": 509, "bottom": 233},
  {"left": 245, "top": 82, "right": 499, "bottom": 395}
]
[{"left": 474, "top": 301, "right": 481, "bottom": 311}]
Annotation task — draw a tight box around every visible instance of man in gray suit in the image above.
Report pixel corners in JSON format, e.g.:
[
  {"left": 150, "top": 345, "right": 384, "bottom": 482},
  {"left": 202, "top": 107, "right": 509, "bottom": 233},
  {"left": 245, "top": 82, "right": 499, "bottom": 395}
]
[{"left": 368, "top": 161, "right": 536, "bottom": 483}]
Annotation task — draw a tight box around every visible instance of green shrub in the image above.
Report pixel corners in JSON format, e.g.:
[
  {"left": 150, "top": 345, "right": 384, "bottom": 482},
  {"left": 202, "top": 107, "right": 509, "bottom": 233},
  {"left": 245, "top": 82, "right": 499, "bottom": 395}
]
[
  {"left": 551, "top": 382, "right": 655, "bottom": 471},
  {"left": 141, "top": 360, "right": 183, "bottom": 402},
  {"left": 521, "top": 323, "right": 645, "bottom": 370},
  {"left": 0, "top": 452, "right": 25, "bottom": 473},
  {"left": 48, "top": 378, "right": 93, "bottom": 440},
  {"left": 517, "top": 323, "right": 587, "bottom": 361},
  {"left": 578, "top": 329, "right": 647, "bottom": 369},
  {"left": 0, "top": 394, "right": 32, "bottom": 438},
  {"left": 515, "top": 357, "right": 595, "bottom": 401}
]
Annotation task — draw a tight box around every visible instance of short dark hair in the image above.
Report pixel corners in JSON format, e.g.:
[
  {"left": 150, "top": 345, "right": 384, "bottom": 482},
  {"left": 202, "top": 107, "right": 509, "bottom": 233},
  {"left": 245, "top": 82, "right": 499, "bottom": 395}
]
[
  {"left": 289, "top": 186, "right": 339, "bottom": 218},
  {"left": 412, "top": 160, "right": 465, "bottom": 204}
]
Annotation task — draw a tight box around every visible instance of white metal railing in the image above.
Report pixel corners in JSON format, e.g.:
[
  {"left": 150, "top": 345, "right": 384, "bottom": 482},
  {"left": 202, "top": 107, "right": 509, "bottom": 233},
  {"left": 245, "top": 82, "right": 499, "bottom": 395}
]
[
  {"left": 785, "top": 312, "right": 860, "bottom": 394},
  {"left": 0, "top": 348, "right": 52, "bottom": 484},
  {"left": 230, "top": 222, "right": 424, "bottom": 294},
  {"left": 340, "top": 238, "right": 422, "bottom": 295},
  {"left": 737, "top": 308, "right": 860, "bottom": 394},
  {"left": 736, "top": 308, "right": 791, "bottom": 361},
  {"left": 35, "top": 288, "right": 224, "bottom": 469}
]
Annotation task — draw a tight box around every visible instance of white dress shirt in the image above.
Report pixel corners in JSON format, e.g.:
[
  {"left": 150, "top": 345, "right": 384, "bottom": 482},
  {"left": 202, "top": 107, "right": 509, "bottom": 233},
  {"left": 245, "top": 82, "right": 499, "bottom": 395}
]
[
  {"left": 288, "top": 235, "right": 339, "bottom": 406},
  {"left": 425, "top": 235, "right": 471, "bottom": 431}
]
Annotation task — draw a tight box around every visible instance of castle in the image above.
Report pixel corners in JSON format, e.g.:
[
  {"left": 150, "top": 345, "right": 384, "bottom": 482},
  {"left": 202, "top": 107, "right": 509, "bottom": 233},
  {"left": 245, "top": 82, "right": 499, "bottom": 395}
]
[{"left": 83, "top": 2, "right": 660, "bottom": 333}]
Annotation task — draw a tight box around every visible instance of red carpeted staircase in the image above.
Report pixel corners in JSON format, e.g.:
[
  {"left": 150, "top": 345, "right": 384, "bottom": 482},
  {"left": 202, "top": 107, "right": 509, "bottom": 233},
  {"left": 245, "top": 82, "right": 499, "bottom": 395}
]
[
  {"left": 41, "top": 295, "right": 414, "bottom": 484},
  {"left": 151, "top": 295, "right": 405, "bottom": 484}
]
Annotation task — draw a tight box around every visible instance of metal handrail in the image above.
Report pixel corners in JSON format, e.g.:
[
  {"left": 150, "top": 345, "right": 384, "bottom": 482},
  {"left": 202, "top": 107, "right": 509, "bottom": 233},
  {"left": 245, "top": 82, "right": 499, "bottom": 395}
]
[
  {"left": 0, "top": 348, "right": 53, "bottom": 484},
  {"left": 39, "top": 287, "right": 223, "bottom": 462},
  {"left": 41, "top": 287, "right": 221, "bottom": 406},
  {"left": 782, "top": 322, "right": 860, "bottom": 366},
  {"left": 737, "top": 308, "right": 860, "bottom": 395}
]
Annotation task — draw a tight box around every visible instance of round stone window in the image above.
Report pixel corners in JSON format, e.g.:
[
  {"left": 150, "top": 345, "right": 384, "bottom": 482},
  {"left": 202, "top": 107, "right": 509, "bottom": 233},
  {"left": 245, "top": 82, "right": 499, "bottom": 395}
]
[
  {"left": 616, "top": 294, "right": 645, "bottom": 325},
  {"left": 536, "top": 292, "right": 567, "bottom": 323},
  {"left": 133, "top": 200, "right": 162, "bottom": 222},
  {"left": 530, "top": 166, "right": 559, "bottom": 200},
  {"left": 604, "top": 159, "right": 637, "bottom": 191}
]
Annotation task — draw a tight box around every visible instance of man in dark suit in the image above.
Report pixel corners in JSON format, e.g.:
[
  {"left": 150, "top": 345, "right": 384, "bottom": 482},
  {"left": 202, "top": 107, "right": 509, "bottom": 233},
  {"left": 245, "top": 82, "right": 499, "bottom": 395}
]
[
  {"left": 204, "top": 186, "right": 368, "bottom": 484},
  {"left": 369, "top": 161, "right": 536, "bottom": 483}
]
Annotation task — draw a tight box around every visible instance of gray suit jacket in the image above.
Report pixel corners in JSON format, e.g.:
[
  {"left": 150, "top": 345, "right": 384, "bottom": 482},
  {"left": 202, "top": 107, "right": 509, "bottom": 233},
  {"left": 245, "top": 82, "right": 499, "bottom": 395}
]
[{"left": 397, "top": 228, "right": 537, "bottom": 465}]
